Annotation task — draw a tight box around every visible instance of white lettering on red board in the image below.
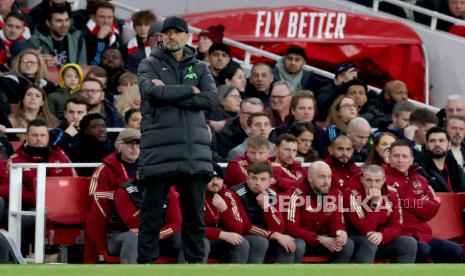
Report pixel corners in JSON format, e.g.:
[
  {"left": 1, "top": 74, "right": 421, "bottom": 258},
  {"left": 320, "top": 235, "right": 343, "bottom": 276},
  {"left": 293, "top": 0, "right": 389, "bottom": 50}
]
[{"left": 255, "top": 11, "right": 346, "bottom": 39}]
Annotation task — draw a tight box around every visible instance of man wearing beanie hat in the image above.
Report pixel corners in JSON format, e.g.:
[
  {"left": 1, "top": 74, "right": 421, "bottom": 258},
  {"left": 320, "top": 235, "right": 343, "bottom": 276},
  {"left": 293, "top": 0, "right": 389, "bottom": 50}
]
[
  {"left": 197, "top": 24, "right": 224, "bottom": 61},
  {"left": 137, "top": 16, "right": 217, "bottom": 264},
  {"left": 203, "top": 162, "right": 249, "bottom": 263},
  {"left": 85, "top": 128, "right": 142, "bottom": 262}
]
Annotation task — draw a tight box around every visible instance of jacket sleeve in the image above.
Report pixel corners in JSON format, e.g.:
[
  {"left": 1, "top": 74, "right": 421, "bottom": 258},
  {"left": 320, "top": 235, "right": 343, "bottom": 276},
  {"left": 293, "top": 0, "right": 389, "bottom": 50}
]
[
  {"left": 400, "top": 177, "right": 440, "bottom": 221},
  {"left": 379, "top": 192, "right": 402, "bottom": 245},
  {"left": 219, "top": 190, "right": 245, "bottom": 234},
  {"left": 263, "top": 194, "right": 285, "bottom": 233},
  {"left": 76, "top": 32, "right": 88, "bottom": 65},
  {"left": 224, "top": 159, "right": 248, "bottom": 187},
  {"left": 231, "top": 191, "right": 273, "bottom": 238},
  {"left": 114, "top": 188, "right": 139, "bottom": 229},
  {"left": 138, "top": 59, "right": 194, "bottom": 104},
  {"left": 272, "top": 165, "right": 306, "bottom": 192},
  {"left": 89, "top": 164, "right": 114, "bottom": 218},
  {"left": 285, "top": 189, "right": 320, "bottom": 245},
  {"left": 160, "top": 187, "right": 182, "bottom": 240}
]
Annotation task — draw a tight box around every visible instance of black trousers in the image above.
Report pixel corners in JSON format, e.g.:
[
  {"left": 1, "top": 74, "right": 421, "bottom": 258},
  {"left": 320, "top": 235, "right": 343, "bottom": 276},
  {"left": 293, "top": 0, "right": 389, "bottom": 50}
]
[{"left": 137, "top": 174, "right": 210, "bottom": 264}]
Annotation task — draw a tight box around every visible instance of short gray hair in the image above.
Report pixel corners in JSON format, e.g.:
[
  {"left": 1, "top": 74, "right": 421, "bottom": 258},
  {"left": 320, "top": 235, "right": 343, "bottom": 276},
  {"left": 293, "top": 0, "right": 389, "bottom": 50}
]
[
  {"left": 362, "top": 165, "right": 385, "bottom": 176},
  {"left": 240, "top": 97, "right": 263, "bottom": 111},
  {"left": 347, "top": 117, "right": 370, "bottom": 132},
  {"left": 272, "top": 80, "right": 294, "bottom": 95}
]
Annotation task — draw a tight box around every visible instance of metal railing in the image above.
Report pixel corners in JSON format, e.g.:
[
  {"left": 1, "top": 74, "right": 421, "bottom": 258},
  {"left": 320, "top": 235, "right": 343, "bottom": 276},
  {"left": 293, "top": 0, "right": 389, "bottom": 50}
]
[
  {"left": 8, "top": 163, "right": 100, "bottom": 263},
  {"left": 3, "top": 128, "right": 125, "bottom": 134},
  {"left": 370, "top": 0, "right": 465, "bottom": 30}
]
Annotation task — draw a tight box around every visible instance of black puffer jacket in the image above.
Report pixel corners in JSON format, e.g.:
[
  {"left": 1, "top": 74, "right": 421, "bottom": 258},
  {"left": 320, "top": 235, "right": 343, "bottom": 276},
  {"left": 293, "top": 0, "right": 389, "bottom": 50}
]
[{"left": 138, "top": 44, "right": 217, "bottom": 180}]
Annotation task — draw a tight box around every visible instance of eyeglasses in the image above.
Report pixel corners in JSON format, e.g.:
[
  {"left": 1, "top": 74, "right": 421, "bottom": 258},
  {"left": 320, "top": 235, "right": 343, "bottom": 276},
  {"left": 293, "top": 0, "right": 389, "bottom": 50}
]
[
  {"left": 21, "top": 60, "right": 38, "bottom": 66},
  {"left": 81, "top": 89, "right": 103, "bottom": 94},
  {"left": 270, "top": 94, "right": 291, "bottom": 100},
  {"left": 227, "top": 94, "right": 242, "bottom": 100},
  {"left": 339, "top": 103, "right": 357, "bottom": 110}
]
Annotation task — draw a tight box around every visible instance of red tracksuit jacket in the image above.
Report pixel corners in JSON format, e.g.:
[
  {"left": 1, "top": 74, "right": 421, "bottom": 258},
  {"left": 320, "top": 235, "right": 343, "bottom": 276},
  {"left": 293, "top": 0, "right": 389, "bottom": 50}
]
[
  {"left": 343, "top": 178, "right": 402, "bottom": 246},
  {"left": 204, "top": 187, "right": 244, "bottom": 240},
  {"left": 383, "top": 164, "right": 440, "bottom": 243},
  {"left": 269, "top": 157, "right": 307, "bottom": 193},
  {"left": 284, "top": 180, "right": 345, "bottom": 245},
  {"left": 323, "top": 156, "right": 361, "bottom": 191},
  {"left": 7, "top": 145, "right": 76, "bottom": 207}
]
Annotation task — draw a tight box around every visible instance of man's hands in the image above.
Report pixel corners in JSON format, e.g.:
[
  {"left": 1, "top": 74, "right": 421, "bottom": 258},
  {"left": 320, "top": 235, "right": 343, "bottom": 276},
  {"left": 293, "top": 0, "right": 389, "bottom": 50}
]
[
  {"left": 151, "top": 79, "right": 201, "bottom": 95},
  {"left": 256, "top": 192, "right": 269, "bottom": 210},
  {"left": 211, "top": 193, "right": 228, "bottom": 213},
  {"left": 65, "top": 122, "right": 79, "bottom": 137},
  {"left": 318, "top": 235, "right": 344, "bottom": 252},
  {"left": 367, "top": 188, "right": 382, "bottom": 205},
  {"left": 403, "top": 125, "right": 418, "bottom": 141},
  {"left": 270, "top": 232, "right": 296, "bottom": 253},
  {"left": 219, "top": 231, "right": 244, "bottom": 246},
  {"left": 367, "top": 231, "right": 383, "bottom": 246},
  {"left": 97, "top": 25, "right": 112, "bottom": 39},
  {"left": 335, "top": 230, "right": 348, "bottom": 246}
]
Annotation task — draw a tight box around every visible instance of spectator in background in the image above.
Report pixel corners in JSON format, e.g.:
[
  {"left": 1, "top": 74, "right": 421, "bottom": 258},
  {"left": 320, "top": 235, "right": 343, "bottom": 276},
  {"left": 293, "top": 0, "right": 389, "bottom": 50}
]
[
  {"left": 79, "top": 77, "right": 124, "bottom": 128},
  {"left": 9, "top": 85, "right": 59, "bottom": 142},
  {"left": 0, "top": 0, "right": 23, "bottom": 22},
  {"left": 245, "top": 63, "right": 274, "bottom": 107},
  {"left": 207, "top": 85, "right": 242, "bottom": 133},
  {"left": 0, "top": 48, "right": 56, "bottom": 103},
  {"left": 99, "top": 48, "right": 127, "bottom": 100},
  {"left": 0, "top": 12, "right": 29, "bottom": 65},
  {"left": 217, "top": 64, "right": 246, "bottom": 95},
  {"left": 269, "top": 133, "right": 307, "bottom": 193},
  {"left": 203, "top": 163, "right": 249, "bottom": 263},
  {"left": 208, "top": 43, "right": 232, "bottom": 84},
  {"left": 124, "top": 108, "right": 141, "bottom": 130},
  {"left": 86, "top": 66, "right": 108, "bottom": 92},
  {"left": 124, "top": 10, "right": 157, "bottom": 57},
  {"left": 436, "top": 94, "right": 465, "bottom": 127},
  {"left": 29, "top": 4, "right": 87, "bottom": 67},
  {"left": 116, "top": 71, "right": 138, "bottom": 96},
  {"left": 216, "top": 97, "right": 263, "bottom": 158},
  {"left": 375, "top": 100, "right": 416, "bottom": 138},
  {"left": 344, "top": 79, "right": 387, "bottom": 127},
  {"left": 227, "top": 111, "right": 274, "bottom": 162},
  {"left": 445, "top": 115, "right": 465, "bottom": 171},
  {"left": 384, "top": 140, "right": 463, "bottom": 263},
  {"left": 288, "top": 121, "right": 319, "bottom": 162},
  {"left": 374, "top": 80, "right": 409, "bottom": 118},
  {"left": 416, "top": 127, "right": 465, "bottom": 192},
  {"left": 114, "top": 85, "right": 140, "bottom": 117},
  {"left": 268, "top": 81, "right": 293, "bottom": 127},
  {"left": 49, "top": 95, "right": 88, "bottom": 158},
  {"left": 364, "top": 132, "right": 397, "bottom": 166},
  {"left": 197, "top": 24, "right": 224, "bottom": 61},
  {"left": 47, "top": 63, "right": 84, "bottom": 119},
  {"left": 316, "top": 63, "right": 357, "bottom": 121},
  {"left": 124, "top": 22, "right": 163, "bottom": 74},
  {"left": 324, "top": 135, "right": 361, "bottom": 190},
  {"left": 28, "top": 0, "right": 70, "bottom": 32},
  {"left": 346, "top": 117, "right": 372, "bottom": 162},
  {"left": 273, "top": 45, "right": 328, "bottom": 93},
  {"left": 403, "top": 108, "right": 439, "bottom": 153},
  {"left": 71, "top": 113, "right": 113, "bottom": 176},
  {"left": 271, "top": 91, "right": 328, "bottom": 156},
  {"left": 326, "top": 95, "right": 358, "bottom": 142},
  {"left": 82, "top": 1, "right": 121, "bottom": 65}
]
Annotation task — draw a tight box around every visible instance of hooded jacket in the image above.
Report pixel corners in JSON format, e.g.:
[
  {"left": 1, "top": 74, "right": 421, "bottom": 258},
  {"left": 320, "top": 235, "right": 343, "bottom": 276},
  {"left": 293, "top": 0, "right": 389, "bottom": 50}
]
[{"left": 138, "top": 44, "right": 217, "bottom": 180}]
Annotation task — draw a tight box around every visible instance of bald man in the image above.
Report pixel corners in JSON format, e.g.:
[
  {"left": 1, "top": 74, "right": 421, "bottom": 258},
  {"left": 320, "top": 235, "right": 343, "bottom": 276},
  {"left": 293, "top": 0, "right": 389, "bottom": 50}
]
[
  {"left": 285, "top": 161, "right": 354, "bottom": 263},
  {"left": 375, "top": 80, "right": 409, "bottom": 116}
]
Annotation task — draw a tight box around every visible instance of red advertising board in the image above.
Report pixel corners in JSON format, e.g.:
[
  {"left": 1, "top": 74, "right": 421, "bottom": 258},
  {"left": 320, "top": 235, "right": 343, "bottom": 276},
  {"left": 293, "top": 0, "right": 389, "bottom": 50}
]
[{"left": 183, "top": 6, "right": 426, "bottom": 102}]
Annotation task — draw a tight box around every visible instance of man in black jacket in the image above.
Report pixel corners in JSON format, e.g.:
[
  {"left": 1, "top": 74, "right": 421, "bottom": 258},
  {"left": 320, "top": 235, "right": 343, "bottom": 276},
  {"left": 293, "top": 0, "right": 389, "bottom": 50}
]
[
  {"left": 416, "top": 127, "right": 465, "bottom": 192},
  {"left": 137, "top": 16, "right": 217, "bottom": 264}
]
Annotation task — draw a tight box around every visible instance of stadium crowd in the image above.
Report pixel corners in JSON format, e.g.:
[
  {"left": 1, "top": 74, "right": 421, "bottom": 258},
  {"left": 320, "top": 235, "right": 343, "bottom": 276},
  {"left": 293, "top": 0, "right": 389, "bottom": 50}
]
[{"left": 0, "top": 0, "right": 464, "bottom": 264}]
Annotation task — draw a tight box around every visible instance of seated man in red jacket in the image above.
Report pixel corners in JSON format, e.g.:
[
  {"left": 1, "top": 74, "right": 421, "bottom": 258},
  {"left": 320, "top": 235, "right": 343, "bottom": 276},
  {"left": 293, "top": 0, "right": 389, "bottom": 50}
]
[
  {"left": 204, "top": 163, "right": 249, "bottom": 263},
  {"left": 324, "top": 135, "right": 361, "bottom": 190},
  {"left": 285, "top": 161, "right": 354, "bottom": 263},
  {"left": 270, "top": 133, "right": 306, "bottom": 193},
  {"left": 344, "top": 164, "right": 417, "bottom": 263},
  {"left": 231, "top": 161, "right": 300, "bottom": 263},
  {"left": 225, "top": 135, "right": 271, "bottom": 187},
  {"left": 7, "top": 119, "right": 76, "bottom": 254},
  {"left": 109, "top": 179, "right": 183, "bottom": 264},
  {"left": 85, "top": 128, "right": 141, "bottom": 261},
  {"left": 384, "top": 140, "right": 463, "bottom": 263}
]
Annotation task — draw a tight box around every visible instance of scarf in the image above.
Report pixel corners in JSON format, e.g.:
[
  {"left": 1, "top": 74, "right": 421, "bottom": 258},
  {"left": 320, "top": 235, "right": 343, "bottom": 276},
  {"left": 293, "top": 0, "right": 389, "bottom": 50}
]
[
  {"left": 0, "top": 29, "right": 26, "bottom": 49},
  {"left": 276, "top": 58, "right": 303, "bottom": 91},
  {"left": 126, "top": 36, "right": 151, "bottom": 57},
  {"left": 86, "top": 18, "right": 119, "bottom": 46}
]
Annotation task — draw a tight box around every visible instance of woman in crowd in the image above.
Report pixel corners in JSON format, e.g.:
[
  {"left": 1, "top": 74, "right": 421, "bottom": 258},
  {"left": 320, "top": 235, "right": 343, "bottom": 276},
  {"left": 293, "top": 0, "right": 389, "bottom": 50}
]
[
  {"left": 326, "top": 95, "right": 358, "bottom": 142},
  {"left": 9, "top": 85, "right": 59, "bottom": 142},
  {"left": 217, "top": 64, "right": 247, "bottom": 95},
  {"left": 288, "top": 121, "right": 319, "bottom": 162},
  {"left": 364, "top": 132, "right": 397, "bottom": 166},
  {"left": 124, "top": 108, "right": 141, "bottom": 130},
  {"left": 0, "top": 48, "right": 56, "bottom": 103},
  {"left": 207, "top": 84, "right": 242, "bottom": 132},
  {"left": 115, "top": 85, "right": 141, "bottom": 117}
]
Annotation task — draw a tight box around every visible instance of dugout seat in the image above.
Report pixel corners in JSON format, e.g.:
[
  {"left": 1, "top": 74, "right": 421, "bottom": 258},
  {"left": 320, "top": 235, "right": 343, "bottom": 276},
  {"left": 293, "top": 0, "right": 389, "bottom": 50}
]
[{"left": 427, "top": 192, "right": 465, "bottom": 242}]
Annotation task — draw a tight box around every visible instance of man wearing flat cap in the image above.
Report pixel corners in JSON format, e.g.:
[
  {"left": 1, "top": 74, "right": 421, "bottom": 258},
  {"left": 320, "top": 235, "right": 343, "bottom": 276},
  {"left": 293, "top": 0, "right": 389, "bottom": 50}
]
[{"left": 137, "top": 16, "right": 217, "bottom": 263}]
